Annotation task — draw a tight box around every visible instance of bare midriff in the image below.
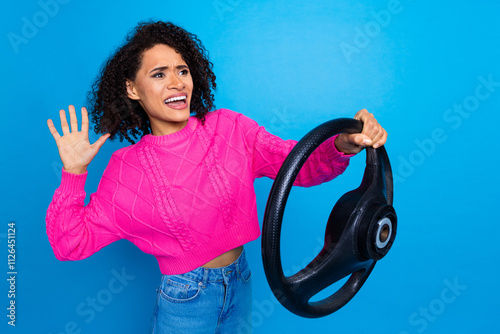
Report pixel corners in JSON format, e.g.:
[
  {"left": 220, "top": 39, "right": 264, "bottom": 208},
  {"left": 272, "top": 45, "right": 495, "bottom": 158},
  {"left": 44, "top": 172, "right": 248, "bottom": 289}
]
[{"left": 201, "top": 246, "right": 243, "bottom": 268}]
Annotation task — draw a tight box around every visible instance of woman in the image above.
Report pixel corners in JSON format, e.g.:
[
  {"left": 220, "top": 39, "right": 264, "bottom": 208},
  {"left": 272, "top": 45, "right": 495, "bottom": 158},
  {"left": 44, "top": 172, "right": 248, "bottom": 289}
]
[{"left": 46, "top": 21, "right": 387, "bottom": 333}]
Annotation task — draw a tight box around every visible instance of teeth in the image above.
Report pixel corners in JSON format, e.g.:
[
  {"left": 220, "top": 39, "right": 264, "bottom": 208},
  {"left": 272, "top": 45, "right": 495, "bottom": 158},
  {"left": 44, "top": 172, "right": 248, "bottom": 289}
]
[{"left": 164, "top": 96, "right": 186, "bottom": 103}]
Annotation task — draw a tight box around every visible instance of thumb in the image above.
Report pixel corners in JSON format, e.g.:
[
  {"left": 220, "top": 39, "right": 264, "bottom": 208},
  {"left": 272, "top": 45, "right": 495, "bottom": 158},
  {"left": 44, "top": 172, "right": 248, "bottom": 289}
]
[
  {"left": 92, "top": 133, "right": 110, "bottom": 151},
  {"left": 351, "top": 133, "right": 372, "bottom": 147}
]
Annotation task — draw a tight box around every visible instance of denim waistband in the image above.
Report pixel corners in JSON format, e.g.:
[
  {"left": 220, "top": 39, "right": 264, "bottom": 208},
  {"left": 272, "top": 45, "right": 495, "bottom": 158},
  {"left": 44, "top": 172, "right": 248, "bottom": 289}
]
[{"left": 162, "top": 248, "right": 249, "bottom": 284}]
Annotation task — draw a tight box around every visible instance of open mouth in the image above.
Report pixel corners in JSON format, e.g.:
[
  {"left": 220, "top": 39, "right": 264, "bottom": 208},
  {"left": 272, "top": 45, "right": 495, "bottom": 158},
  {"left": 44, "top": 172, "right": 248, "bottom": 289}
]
[
  {"left": 164, "top": 94, "right": 188, "bottom": 109},
  {"left": 164, "top": 95, "right": 186, "bottom": 104}
]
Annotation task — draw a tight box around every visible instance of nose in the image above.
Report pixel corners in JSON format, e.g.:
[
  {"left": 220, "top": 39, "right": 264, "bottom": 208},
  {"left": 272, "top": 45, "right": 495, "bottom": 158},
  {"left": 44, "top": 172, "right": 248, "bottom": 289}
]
[{"left": 168, "top": 74, "right": 185, "bottom": 90}]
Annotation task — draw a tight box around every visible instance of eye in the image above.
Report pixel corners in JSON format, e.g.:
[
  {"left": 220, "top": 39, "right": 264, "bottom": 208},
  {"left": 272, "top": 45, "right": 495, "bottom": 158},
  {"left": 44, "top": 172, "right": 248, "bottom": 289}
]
[
  {"left": 179, "top": 69, "right": 189, "bottom": 76},
  {"left": 152, "top": 72, "right": 164, "bottom": 78}
]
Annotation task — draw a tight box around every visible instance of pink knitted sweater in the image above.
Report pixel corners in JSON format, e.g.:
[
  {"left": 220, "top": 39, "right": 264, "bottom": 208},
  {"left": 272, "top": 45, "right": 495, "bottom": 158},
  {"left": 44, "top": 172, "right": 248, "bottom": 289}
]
[{"left": 46, "top": 109, "right": 353, "bottom": 274}]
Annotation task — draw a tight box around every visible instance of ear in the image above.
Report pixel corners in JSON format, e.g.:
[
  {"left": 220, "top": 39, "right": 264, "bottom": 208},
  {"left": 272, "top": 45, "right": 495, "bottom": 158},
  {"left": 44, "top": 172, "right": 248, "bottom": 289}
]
[{"left": 126, "top": 80, "right": 140, "bottom": 100}]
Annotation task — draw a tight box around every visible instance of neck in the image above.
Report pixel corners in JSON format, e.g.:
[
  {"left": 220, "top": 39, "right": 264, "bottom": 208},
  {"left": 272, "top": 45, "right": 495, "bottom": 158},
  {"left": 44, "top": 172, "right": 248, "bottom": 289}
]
[{"left": 151, "top": 120, "right": 189, "bottom": 136}]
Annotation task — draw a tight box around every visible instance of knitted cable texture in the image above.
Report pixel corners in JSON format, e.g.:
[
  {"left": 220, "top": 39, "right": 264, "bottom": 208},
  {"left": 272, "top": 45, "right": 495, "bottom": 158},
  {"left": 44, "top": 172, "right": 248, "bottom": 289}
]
[
  {"left": 197, "top": 124, "right": 235, "bottom": 229},
  {"left": 137, "top": 145, "right": 195, "bottom": 251}
]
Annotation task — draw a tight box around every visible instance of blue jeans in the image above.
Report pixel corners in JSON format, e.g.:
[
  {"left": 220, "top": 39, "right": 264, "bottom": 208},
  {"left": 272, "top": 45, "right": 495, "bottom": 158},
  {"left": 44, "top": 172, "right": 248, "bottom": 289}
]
[{"left": 150, "top": 249, "right": 253, "bottom": 333}]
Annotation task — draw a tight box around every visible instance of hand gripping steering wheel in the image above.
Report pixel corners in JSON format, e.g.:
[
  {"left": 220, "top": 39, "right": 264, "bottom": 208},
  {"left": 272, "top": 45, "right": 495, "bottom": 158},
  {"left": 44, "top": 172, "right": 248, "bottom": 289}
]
[{"left": 261, "top": 118, "right": 397, "bottom": 318}]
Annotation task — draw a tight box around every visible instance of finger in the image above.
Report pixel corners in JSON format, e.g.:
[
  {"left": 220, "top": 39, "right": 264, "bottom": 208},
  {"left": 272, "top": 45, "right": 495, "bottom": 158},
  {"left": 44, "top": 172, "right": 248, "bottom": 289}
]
[
  {"left": 371, "top": 123, "right": 386, "bottom": 141},
  {"left": 356, "top": 118, "right": 378, "bottom": 144},
  {"left": 91, "top": 133, "right": 110, "bottom": 152},
  {"left": 359, "top": 111, "right": 383, "bottom": 139},
  {"left": 362, "top": 118, "right": 378, "bottom": 138},
  {"left": 353, "top": 109, "right": 368, "bottom": 120},
  {"left": 367, "top": 123, "right": 384, "bottom": 141},
  {"left": 372, "top": 129, "right": 388, "bottom": 149},
  {"left": 68, "top": 105, "right": 79, "bottom": 133},
  {"left": 360, "top": 121, "right": 385, "bottom": 148},
  {"left": 47, "top": 119, "right": 61, "bottom": 141},
  {"left": 59, "top": 109, "right": 70, "bottom": 135},
  {"left": 354, "top": 109, "right": 374, "bottom": 134},
  {"left": 362, "top": 116, "right": 385, "bottom": 147},
  {"left": 81, "top": 107, "right": 89, "bottom": 134},
  {"left": 370, "top": 130, "right": 384, "bottom": 146}
]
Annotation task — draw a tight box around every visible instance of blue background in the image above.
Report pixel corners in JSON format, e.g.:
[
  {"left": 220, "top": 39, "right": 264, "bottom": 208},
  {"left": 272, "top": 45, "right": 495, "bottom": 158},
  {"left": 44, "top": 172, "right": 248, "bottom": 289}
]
[{"left": 1, "top": 0, "right": 499, "bottom": 333}]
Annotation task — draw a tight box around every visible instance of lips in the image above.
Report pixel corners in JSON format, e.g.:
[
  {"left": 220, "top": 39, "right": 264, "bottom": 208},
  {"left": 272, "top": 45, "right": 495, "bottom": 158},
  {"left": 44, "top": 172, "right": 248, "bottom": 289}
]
[{"left": 164, "top": 93, "right": 188, "bottom": 110}]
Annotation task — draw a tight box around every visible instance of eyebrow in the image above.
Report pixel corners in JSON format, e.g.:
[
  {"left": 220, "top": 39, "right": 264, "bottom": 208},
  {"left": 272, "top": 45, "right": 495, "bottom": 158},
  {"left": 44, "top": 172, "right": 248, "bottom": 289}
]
[{"left": 149, "top": 65, "right": 188, "bottom": 74}]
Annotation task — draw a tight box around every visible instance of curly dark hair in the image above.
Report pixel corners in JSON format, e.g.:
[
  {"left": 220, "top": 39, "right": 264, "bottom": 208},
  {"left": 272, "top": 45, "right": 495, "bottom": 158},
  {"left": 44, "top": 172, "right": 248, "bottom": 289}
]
[{"left": 87, "top": 21, "right": 216, "bottom": 144}]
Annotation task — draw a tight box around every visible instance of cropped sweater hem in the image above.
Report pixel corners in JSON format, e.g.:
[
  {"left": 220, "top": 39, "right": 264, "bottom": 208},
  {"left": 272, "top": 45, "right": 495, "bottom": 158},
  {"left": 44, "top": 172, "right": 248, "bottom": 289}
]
[{"left": 155, "top": 222, "right": 261, "bottom": 274}]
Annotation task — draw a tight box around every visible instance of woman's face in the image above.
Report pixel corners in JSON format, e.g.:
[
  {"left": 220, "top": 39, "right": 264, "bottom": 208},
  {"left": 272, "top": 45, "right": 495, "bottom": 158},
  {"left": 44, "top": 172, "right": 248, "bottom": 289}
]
[{"left": 126, "top": 44, "right": 193, "bottom": 136}]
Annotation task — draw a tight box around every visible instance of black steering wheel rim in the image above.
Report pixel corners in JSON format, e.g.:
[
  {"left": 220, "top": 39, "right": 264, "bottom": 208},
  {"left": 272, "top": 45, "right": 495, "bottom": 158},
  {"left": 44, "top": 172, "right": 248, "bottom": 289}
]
[{"left": 261, "top": 118, "right": 397, "bottom": 318}]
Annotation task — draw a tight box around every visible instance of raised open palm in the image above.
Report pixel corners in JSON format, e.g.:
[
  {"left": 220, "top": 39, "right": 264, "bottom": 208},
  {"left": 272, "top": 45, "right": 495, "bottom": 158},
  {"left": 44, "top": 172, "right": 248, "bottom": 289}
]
[{"left": 47, "top": 105, "right": 110, "bottom": 174}]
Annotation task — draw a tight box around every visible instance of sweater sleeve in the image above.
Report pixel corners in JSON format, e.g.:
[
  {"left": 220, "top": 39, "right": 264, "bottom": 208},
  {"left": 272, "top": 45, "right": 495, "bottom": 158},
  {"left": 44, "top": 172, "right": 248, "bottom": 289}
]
[
  {"left": 234, "top": 111, "right": 355, "bottom": 187},
  {"left": 45, "top": 166, "right": 122, "bottom": 261}
]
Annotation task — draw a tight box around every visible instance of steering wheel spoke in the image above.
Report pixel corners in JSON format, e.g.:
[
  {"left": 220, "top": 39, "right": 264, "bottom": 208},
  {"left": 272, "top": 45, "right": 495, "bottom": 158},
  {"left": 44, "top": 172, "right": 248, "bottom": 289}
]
[{"left": 287, "top": 251, "right": 374, "bottom": 303}]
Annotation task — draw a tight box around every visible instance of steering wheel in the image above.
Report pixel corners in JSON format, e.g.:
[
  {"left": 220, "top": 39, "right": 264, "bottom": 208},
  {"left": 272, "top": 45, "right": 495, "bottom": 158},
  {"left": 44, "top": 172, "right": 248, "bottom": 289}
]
[{"left": 261, "top": 118, "right": 397, "bottom": 318}]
